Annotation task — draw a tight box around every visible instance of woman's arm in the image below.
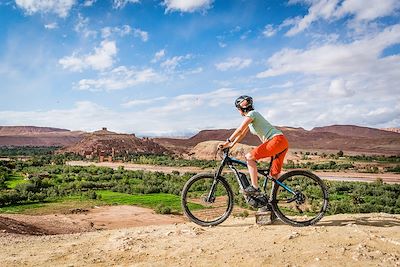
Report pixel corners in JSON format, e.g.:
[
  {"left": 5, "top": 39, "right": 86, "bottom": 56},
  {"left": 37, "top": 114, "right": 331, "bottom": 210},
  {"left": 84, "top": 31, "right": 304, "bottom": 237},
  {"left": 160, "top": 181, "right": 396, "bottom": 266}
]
[
  {"left": 231, "top": 126, "right": 249, "bottom": 147},
  {"left": 219, "top": 116, "right": 252, "bottom": 149},
  {"left": 228, "top": 116, "right": 253, "bottom": 142}
]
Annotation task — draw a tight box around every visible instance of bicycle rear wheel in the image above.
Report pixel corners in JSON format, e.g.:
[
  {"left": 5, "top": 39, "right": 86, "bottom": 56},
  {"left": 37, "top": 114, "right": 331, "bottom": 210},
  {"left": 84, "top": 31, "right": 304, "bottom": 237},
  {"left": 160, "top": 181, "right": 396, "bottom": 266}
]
[
  {"left": 271, "top": 170, "right": 329, "bottom": 227},
  {"left": 181, "top": 173, "right": 234, "bottom": 227}
]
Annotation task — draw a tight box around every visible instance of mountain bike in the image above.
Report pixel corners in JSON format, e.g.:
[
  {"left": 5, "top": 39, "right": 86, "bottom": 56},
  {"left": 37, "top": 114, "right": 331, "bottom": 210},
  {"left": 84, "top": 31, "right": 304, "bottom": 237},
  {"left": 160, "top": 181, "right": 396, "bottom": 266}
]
[{"left": 181, "top": 147, "right": 329, "bottom": 227}]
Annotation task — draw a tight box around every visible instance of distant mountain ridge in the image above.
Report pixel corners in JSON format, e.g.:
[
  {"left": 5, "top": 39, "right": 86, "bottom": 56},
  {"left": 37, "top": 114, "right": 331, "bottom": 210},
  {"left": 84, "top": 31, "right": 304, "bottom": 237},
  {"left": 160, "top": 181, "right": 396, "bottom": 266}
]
[
  {"left": 312, "top": 125, "right": 400, "bottom": 138},
  {"left": 1, "top": 125, "right": 399, "bottom": 155},
  {"left": 0, "top": 126, "right": 85, "bottom": 147},
  {"left": 155, "top": 125, "right": 400, "bottom": 155},
  {"left": 380, "top": 128, "right": 400, "bottom": 134},
  {"left": 0, "top": 126, "right": 71, "bottom": 135}
]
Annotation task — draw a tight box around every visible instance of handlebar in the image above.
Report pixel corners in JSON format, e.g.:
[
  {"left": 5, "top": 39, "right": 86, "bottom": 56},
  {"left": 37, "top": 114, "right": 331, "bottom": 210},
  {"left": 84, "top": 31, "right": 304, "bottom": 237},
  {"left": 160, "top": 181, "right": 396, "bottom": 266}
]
[{"left": 216, "top": 146, "right": 230, "bottom": 158}]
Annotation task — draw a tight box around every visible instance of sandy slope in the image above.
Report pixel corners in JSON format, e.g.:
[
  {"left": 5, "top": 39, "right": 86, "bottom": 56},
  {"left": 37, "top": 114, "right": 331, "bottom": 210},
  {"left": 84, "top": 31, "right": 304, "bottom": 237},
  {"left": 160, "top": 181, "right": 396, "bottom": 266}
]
[{"left": 0, "top": 213, "right": 399, "bottom": 267}]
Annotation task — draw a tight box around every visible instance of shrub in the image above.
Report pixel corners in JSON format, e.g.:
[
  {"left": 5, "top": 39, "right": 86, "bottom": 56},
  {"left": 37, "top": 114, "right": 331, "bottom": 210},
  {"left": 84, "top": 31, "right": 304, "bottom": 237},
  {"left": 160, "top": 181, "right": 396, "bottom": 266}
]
[
  {"left": 329, "top": 201, "right": 357, "bottom": 214},
  {"left": 86, "top": 190, "right": 98, "bottom": 200},
  {"left": 234, "top": 210, "right": 249, "bottom": 218},
  {"left": 155, "top": 203, "right": 172, "bottom": 214}
]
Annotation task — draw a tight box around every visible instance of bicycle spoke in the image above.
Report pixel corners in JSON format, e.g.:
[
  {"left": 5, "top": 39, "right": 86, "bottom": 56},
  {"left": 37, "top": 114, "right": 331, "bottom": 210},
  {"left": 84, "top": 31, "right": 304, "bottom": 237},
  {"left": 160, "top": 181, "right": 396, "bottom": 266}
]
[
  {"left": 272, "top": 170, "right": 328, "bottom": 226},
  {"left": 182, "top": 174, "right": 233, "bottom": 226}
]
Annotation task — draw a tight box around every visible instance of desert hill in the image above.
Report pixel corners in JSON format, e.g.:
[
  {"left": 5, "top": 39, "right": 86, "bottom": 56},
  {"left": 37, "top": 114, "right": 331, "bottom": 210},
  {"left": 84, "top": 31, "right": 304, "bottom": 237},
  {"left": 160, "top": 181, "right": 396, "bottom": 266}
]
[
  {"left": 0, "top": 126, "right": 85, "bottom": 147},
  {"left": 188, "top": 140, "right": 255, "bottom": 160},
  {"left": 59, "top": 128, "right": 169, "bottom": 157}
]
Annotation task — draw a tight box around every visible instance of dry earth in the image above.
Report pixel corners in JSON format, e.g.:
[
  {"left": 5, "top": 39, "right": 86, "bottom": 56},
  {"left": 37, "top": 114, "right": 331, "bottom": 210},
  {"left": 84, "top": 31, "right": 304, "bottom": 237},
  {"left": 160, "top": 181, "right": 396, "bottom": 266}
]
[
  {"left": 0, "top": 206, "right": 184, "bottom": 235},
  {"left": 0, "top": 210, "right": 399, "bottom": 267}
]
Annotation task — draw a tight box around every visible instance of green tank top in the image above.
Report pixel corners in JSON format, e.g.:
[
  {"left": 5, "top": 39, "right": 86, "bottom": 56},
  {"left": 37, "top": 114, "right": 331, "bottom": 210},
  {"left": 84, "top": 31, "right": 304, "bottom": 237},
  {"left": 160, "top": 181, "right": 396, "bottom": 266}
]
[{"left": 246, "top": 110, "right": 282, "bottom": 142}]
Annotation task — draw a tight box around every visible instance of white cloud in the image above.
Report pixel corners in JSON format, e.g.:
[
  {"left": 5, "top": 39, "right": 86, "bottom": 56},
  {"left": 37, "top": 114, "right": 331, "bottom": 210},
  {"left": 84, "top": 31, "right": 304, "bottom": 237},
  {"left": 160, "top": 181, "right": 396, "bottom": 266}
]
[
  {"left": 257, "top": 24, "right": 400, "bottom": 78},
  {"left": 161, "top": 56, "right": 182, "bottom": 70},
  {"left": 218, "top": 41, "right": 227, "bottom": 48},
  {"left": 0, "top": 88, "right": 242, "bottom": 135},
  {"left": 286, "top": 0, "right": 339, "bottom": 36},
  {"left": 189, "top": 67, "right": 203, "bottom": 74},
  {"left": 215, "top": 57, "right": 252, "bottom": 71},
  {"left": 59, "top": 40, "right": 117, "bottom": 72},
  {"left": 0, "top": 94, "right": 239, "bottom": 135},
  {"left": 160, "top": 54, "right": 192, "bottom": 71},
  {"left": 328, "top": 78, "right": 354, "bottom": 97},
  {"left": 263, "top": 24, "right": 277, "bottom": 37},
  {"left": 83, "top": 0, "right": 96, "bottom": 7},
  {"left": 44, "top": 22, "right": 58, "bottom": 29},
  {"left": 74, "top": 13, "right": 88, "bottom": 32},
  {"left": 151, "top": 49, "right": 166, "bottom": 63},
  {"left": 147, "top": 88, "right": 240, "bottom": 114},
  {"left": 15, "top": 0, "right": 76, "bottom": 18},
  {"left": 58, "top": 55, "right": 86, "bottom": 72},
  {"left": 335, "top": 0, "right": 399, "bottom": 21},
  {"left": 240, "top": 30, "right": 252, "bottom": 40},
  {"left": 101, "top": 25, "right": 131, "bottom": 38},
  {"left": 101, "top": 26, "right": 147, "bottom": 41},
  {"left": 122, "top": 97, "right": 167, "bottom": 107},
  {"left": 270, "top": 81, "right": 294, "bottom": 89},
  {"left": 133, "top": 28, "right": 149, "bottom": 42},
  {"left": 74, "top": 13, "right": 97, "bottom": 38},
  {"left": 286, "top": 0, "right": 400, "bottom": 36},
  {"left": 163, "top": 0, "right": 213, "bottom": 13},
  {"left": 112, "top": 0, "right": 140, "bottom": 9},
  {"left": 75, "top": 66, "right": 162, "bottom": 91}
]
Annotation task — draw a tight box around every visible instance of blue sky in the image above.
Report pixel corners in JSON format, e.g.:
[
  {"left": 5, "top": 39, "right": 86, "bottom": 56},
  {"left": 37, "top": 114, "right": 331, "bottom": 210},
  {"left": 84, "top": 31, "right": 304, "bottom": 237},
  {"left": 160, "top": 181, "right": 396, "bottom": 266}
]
[{"left": 0, "top": 0, "right": 399, "bottom": 136}]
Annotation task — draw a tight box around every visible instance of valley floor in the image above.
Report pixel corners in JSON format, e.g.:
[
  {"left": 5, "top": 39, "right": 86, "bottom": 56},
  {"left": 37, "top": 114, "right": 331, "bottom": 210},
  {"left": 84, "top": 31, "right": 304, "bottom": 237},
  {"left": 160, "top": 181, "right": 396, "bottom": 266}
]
[{"left": 67, "top": 160, "right": 400, "bottom": 184}]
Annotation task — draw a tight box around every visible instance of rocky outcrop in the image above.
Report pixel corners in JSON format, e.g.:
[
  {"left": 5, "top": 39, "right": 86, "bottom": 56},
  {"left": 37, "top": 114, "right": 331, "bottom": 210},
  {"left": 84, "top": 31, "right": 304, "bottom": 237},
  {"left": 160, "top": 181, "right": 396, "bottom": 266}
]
[{"left": 59, "top": 128, "right": 169, "bottom": 157}]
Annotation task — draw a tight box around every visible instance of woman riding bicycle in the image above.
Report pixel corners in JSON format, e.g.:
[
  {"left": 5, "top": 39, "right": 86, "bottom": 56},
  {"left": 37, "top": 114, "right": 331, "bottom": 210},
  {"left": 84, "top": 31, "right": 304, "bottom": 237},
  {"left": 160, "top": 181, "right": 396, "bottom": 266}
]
[{"left": 219, "top": 95, "right": 289, "bottom": 196}]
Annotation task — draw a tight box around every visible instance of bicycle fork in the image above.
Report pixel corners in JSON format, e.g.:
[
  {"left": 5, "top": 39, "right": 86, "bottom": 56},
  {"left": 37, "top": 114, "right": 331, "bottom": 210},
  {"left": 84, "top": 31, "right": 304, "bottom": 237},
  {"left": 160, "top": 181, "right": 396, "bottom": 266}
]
[{"left": 205, "top": 178, "right": 219, "bottom": 203}]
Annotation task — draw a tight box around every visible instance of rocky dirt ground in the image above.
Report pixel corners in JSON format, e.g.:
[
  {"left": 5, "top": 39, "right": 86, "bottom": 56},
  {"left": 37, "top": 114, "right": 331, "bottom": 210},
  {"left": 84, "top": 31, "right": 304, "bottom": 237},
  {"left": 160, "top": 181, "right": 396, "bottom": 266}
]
[{"left": 0, "top": 208, "right": 399, "bottom": 267}]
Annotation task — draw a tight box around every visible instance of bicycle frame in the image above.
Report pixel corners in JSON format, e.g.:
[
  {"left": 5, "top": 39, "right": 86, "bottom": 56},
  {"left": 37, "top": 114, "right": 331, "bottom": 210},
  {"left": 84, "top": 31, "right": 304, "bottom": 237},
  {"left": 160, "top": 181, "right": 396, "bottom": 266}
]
[{"left": 207, "top": 148, "right": 296, "bottom": 203}]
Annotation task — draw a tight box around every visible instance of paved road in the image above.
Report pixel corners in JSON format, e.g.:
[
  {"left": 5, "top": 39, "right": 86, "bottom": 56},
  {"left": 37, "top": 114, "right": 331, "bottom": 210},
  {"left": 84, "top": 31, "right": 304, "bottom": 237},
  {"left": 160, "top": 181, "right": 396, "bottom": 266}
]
[{"left": 67, "top": 161, "right": 400, "bottom": 184}]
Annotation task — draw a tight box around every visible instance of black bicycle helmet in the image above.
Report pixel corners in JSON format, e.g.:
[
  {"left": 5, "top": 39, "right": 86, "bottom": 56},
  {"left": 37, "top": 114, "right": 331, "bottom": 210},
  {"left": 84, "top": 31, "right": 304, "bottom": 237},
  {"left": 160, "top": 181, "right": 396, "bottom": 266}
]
[{"left": 235, "top": 95, "right": 254, "bottom": 112}]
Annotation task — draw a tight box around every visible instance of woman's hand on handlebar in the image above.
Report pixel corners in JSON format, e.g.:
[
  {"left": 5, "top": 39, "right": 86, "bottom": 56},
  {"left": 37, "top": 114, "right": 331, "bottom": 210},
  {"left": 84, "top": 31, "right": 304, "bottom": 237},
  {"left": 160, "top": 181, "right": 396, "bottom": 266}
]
[{"left": 218, "top": 140, "right": 232, "bottom": 150}]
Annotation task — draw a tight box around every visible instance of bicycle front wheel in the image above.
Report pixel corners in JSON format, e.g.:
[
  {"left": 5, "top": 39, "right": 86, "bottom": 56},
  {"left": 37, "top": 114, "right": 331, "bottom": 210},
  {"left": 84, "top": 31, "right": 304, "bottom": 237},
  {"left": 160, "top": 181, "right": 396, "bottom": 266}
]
[
  {"left": 181, "top": 173, "right": 234, "bottom": 227},
  {"left": 271, "top": 170, "right": 329, "bottom": 227}
]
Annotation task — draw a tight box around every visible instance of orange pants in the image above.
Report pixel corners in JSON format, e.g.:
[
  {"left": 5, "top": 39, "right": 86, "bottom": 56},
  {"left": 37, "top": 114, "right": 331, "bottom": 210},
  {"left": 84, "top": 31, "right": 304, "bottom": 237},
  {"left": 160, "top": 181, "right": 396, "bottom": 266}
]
[{"left": 250, "top": 134, "right": 289, "bottom": 176}]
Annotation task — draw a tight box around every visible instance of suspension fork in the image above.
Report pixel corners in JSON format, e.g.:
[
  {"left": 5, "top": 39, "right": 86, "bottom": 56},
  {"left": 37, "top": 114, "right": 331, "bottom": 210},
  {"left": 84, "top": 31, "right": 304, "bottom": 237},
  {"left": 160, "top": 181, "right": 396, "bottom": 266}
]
[
  {"left": 206, "top": 156, "right": 228, "bottom": 202},
  {"left": 206, "top": 179, "right": 219, "bottom": 202}
]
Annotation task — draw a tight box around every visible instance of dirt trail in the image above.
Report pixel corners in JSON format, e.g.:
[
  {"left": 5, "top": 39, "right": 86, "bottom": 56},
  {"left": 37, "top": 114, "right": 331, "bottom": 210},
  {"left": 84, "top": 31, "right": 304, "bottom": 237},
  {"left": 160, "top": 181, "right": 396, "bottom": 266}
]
[
  {"left": 0, "top": 205, "right": 183, "bottom": 235},
  {"left": 0, "top": 213, "right": 399, "bottom": 266},
  {"left": 67, "top": 161, "right": 400, "bottom": 184}
]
